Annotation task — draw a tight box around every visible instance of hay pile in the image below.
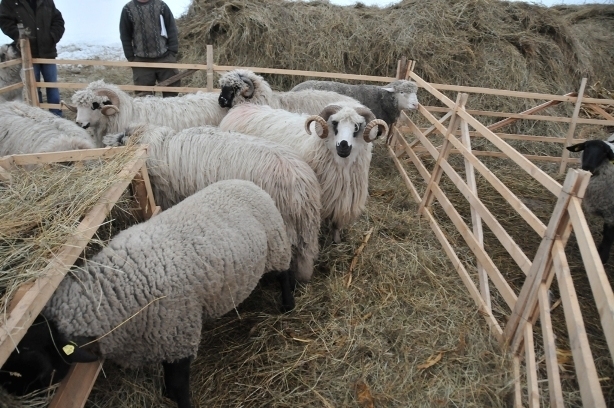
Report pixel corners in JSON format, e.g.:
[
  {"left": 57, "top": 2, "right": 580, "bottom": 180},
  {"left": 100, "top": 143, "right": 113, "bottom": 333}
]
[{"left": 178, "top": 0, "right": 614, "bottom": 106}]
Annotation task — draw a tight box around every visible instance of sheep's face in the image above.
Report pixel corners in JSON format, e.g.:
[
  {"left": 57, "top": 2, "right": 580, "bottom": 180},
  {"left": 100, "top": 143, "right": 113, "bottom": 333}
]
[
  {"left": 71, "top": 91, "right": 118, "bottom": 130},
  {"left": 318, "top": 106, "right": 370, "bottom": 161},
  {"left": 383, "top": 80, "right": 419, "bottom": 111},
  {"left": 218, "top": 71, "right": 256, "bottom": 108},
  {"left": 567, "top": 140, "right": 614, "bottom": 173},
  {"left": 0, "top": 42, "right": 20, "bottom": 62}
]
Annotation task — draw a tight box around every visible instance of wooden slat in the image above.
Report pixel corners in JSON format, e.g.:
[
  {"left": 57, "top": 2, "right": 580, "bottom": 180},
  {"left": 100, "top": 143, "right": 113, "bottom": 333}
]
[
  {"left": 20, "top": 34, "right": 38, "bottom": 107},
  {"left": 0, "top": 147, "right": 131, "bottom": 166},
  {"left": 0, "top": 147, "right": 149, "bottom": 367},
  {"left": 48, "top": 361, "right": 103, "bottom": 408},
  {"left": 0, "top": 58, "right": 21, "bottom": 68},
  {"left": 411, "top": 145, "right": 580, "bottom": 164},
  {"left": 461, "top": 119, "right": 491, "bottom": 311},
  {"left": 36, "top": 82, "right": 208, "bottom": 94},
  {"left": 568, "top": 197, "right": 614, "bottom": 359},
  {"left": 553, "top": 241, "right": 607, "bottom": 407},
  {"left": 487, "top": 93, "right": 575, "bottom": 131},
  {"left": 422, "top": 206, "right": 503, "bottom": 341},
  {"left": 410, "top": 74, "right": 564, "bottom": 196},
  {"left": 559, "top": 79, "right": 588, "bottom": 174},
  {"left": 207, "top": 44, "right": 214, "bottom": 92},
  {"left": 35, "top": 57, "right": 209, "bottom": 70},
  {"left": 587, "top": 103, "right": 614, "bottom": 121},
  {"left": 505, "top": 169, "right": 588, "bottom": 350},
  {"left": 524, "top": 322, "right": 540, "bottom": 407},
  {"left": 411, "top": 128, "right": 586, "bottom": 144},
  {"left": 405, "top": 113, "right": 548, "bottom": 237},
  {"left": 0, "top": 82, "right": 23, "bottom": 96},
  {"left": 513, "top": 356, "right": 523, "bottom": 408},
  {"left": 538, "top": 283, "right": 565, "bottom": 407},
  {"left": 387, "top": 139, "right": 421, "bottom": 203},
  {"left": 131, "top": 164, "right": 157, "bottom": 221},
  {"left": 156, "top": 69, "right": 197, "bottom": 87}
]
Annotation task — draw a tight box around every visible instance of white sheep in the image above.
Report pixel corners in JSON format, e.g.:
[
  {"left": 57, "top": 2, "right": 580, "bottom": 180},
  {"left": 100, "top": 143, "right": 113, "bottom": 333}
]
[
  {"left": 1, "top": 179, "right": 292, "bottom": 408},
  {"left": 217, "top": 69, "right": 364, "bottom": 114},
  {"left": 219, "top": 102, "right": 388, "bottom": 243},
  {"left": 567, "top": 136, "right": 614, "bottom": 264},
  {"left": 63, "top": 80, "right": 228, "bottom": 145},
  {"left": 0, "top": 42, "right": 23, "bottom": 103},
  {"left": 291, "top": 79, "right": 419, "bottom": 128},
  {"left": 0, "top": 102, "right": 96, "bottom": 157},
  {"left": 103, "top": 123, "right": 322, "bottom": 283}
]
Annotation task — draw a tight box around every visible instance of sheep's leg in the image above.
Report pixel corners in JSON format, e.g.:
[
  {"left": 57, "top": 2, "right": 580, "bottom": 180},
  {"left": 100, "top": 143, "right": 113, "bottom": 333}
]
[
  {"left": 278, "top": 270, "right": 296, "bottom": 313},
  {"left": 332, "top": 223, "right": 342, "bottom": 244},
  {"left": 162, "top": 357, "right": 192, "bottom": 408},
  {"left": 598, "top": 223, "right": 614, "bottom": 264}
]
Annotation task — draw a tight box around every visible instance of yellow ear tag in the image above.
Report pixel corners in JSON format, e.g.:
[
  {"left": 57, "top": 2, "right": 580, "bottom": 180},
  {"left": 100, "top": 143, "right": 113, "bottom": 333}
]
[{"left": 62, "top": 344, "right": 75, "bottom": 356}]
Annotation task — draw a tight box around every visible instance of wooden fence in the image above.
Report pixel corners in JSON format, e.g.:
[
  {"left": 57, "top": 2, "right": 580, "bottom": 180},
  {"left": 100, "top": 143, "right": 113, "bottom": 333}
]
[{"left": 2, "top": 34, "right": 614, "bottom": 405}]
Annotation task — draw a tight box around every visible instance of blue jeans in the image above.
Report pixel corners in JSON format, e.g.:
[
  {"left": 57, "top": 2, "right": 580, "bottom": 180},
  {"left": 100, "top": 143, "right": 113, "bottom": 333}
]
[{"left": 33, "top": 63, "right": 62, "bottom": 117}]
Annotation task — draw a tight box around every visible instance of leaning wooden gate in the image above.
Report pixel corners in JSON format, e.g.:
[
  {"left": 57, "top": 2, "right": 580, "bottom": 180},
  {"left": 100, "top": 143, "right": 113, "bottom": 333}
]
[{"left": 389, "top": 70, "right": 614, "bottom": 406}]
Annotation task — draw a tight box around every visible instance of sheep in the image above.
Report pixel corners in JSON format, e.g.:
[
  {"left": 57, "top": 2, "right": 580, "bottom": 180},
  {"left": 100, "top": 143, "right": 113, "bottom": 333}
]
[
  {"left": 0, "top": 102, "right": 97, "bottom": 157},
  {"left": 103, "top": 123, "right": 321, "bottom": 283},
  {"left": 219, "top": 102, "right": 388, "bottom": 243},
  {"left": 290, "top": 79, "right": 419, "bottom": 128},
  {"left": 217, "top": 69, "right": 364, "bottom": 114},
  {"left": 62, "top": 80, "right": 228, "bottom": 145},
  {"left": 0, "top": 179, "right": 292, "bottom": 408},
  {"left": 0, "top": 42, "right": 23, "bottom": 103},
  {"left": 567, "top": 136, "right": 614, "bottom": 264}
]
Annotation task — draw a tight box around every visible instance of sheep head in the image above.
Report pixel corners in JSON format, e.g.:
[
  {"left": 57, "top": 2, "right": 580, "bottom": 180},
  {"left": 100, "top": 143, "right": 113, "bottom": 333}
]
[
  {"left": 218, "top": 70, "right": 257, "bottom": 108},
  {"left": 0, "top": 42, "right": 20, "bottom": 62},
  {"left": 382, "top": 80, "right": 419, "bottom": 111},
  {"left": 567, "top": 140, "right": 614, "bottom": 174},
  {"left": 305, "top": 104, "right": 380, "bottom": 159},
  {"left": 71, "top": 85, "right": 121, "bottom": 130}
]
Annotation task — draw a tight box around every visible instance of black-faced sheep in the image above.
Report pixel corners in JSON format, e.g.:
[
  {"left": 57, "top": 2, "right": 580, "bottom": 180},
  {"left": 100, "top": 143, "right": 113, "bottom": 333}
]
[
  {"left": 103, "top": 123, "right": 321, "bottom": 284},
  {"left": 0, "top": 102, "right": 97, "bottom": 156},
  {"left": 290, "top": 79, "right": 419, "bottom": 127},
  {"left": 63, "top": 80, "right": 228, "bottom": 146},
  {"left": 0, "top": 179, "right": 292, "bottom": 408},
  {"left": 0, "top": 42, "right": 22, "bottom": 103},
  {"left": 217, "top": 69, "right": 363, "bottom": 114},
  {"left": 218, "top": 102, "right": 388, "bottom": 244},
  {"left": 567, "top": 137, "right": 614, "bottom": 264}
]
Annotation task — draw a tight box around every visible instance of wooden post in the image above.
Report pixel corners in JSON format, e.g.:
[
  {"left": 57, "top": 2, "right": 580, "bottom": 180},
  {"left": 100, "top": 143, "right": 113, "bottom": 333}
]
[
  {"left": 207, "top": 44, "right": 214, "bottom": 92},
  {"left": 418, "top": 93, "right": 467, "bottom": 215},
  {"left": 18, "top": 24, "right": 39, "bottom": 107},
  {"left": 49, "top": 361, "right": 103, "bottom": 408},
  {"left": 396, "top": 56, "right": 408, "bottom": 80},
  {"left": 559, "top": 78, "right": 587, "bottom": 174}
]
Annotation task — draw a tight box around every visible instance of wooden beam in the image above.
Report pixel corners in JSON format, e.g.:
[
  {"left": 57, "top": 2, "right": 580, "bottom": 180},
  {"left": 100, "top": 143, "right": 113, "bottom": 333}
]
[
  {"left": 487, "top": 92, "right": 576, "bottom": 132},
  {"left": 48, "top": 361, "right": 103, "bottom": 408},
  {"left": 36, "top": 82, "right": 212, "bottom": 94},
  {"left": 387, "top": 137, "right": 421, "bottom": 203},
  {"left": 553, "top": 241, "right": 607, "bottom": 407},
  {"left": 19, "top": 26, "right": 38, "bottom": 107},
  {"left": 587, "top": 103, "right": 614, "bottom": 121},
  {"left": 0, "top": 82, "right": 23, "bottom": 96},
  {"left": 538, "top": 283, "right": 565, "bottom": 407},
  {"left": 0, "top": 147, "right": 130, "bottom": 166},
  {"left": 568, "top": 197, "right": 614, "bottom": 359},
  {"left": 156, "top": 69, "right": 197, "bottom": 88},
  {"left": 207, "top": 45, "right": 214, "bottom": 92},
  {"left": 131, "top": 163, "right": 157, "bottom": 221},
  {"left": 513, "top": 356, "right": 522, "bottom": 407},
  {"left": 559, "top": 78, "right": 588, "bottom": 174},
  {"left": 524, "top": 322, "right": 540, "bottom": 408},
  {"left": 411, "top": 76, "right": 563, "bottom": 196},
  {"left": 0, "top": 58, "right": 21, "bottom": 68},
  {"left": 411, "top": 145, "right": 580, "bottom": 164},
  {"left": 0, "top": 147, "right": 149, "bottom": 367}
]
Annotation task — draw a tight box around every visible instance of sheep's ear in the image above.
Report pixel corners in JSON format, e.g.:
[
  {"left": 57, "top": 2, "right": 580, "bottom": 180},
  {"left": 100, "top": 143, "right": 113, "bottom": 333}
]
[
  {"left": 382, "top": 87, "right": 395, "bottom": 93},
  {"left": 607, "top": 146, "right": 614, "bottom": 161},
  {"left": 566, "top": 142, "right": 585, "bottom": 152}
]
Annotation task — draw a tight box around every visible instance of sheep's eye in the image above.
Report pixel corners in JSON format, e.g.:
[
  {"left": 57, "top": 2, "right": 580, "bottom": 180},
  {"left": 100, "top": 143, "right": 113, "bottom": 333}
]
[
  {"left": 354, "top": 124, "right": 360, "bottom": 133},
  {"left": 92, "top": 102, "right": 100, "bottom": 110},
  {"left": 332, "top": 121, "right": 338, "bottom": 127}
]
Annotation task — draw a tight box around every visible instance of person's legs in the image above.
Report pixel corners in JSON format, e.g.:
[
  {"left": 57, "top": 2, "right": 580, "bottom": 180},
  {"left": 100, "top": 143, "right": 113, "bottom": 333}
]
[
  {"left": 32, "top": 64, "right": 43, "bottom": 104},
  {"left": 39, "top": 63, "right": 62, "bottom": 117},
  {"left": 156, "top": 53, "right": 180, "bottom": 98},
  {"left": 132, "top": 62, "right": 157, "bottom": 97}
]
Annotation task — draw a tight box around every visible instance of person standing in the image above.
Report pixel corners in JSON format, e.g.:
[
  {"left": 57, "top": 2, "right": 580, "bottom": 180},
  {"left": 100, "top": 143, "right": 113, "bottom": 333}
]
[
  {"left": 0, "top": 0, "right": 65, "bottom": 116},
  {"left": 120, "top": 0, "right": 181, "bottom": 98}
]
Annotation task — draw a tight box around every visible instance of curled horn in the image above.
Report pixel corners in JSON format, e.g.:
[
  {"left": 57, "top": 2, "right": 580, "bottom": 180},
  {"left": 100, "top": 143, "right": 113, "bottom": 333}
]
[
  {"left": 95, "top": 89, "right": 120, "bottom": 108},
  {"left": 318, "top": 104, "right": 342, "bottom": 122},
  {"left": 305, "top": 115, "right": 329, "bottom": 139},
  {"left": 240, "top": 75, "right": 254, "bottom": 98},
  {"left": 363, "top": 119, "right": 389, "bottom": 142},
  {"left": 61, "top": 100, "right": 77, "bottom": 113}
]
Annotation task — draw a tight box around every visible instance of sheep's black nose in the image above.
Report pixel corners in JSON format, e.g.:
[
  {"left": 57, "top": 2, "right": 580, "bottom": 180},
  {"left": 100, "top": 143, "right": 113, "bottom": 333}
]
[{"left": 339, "top": 140, "right": 348, "bottom": 148}]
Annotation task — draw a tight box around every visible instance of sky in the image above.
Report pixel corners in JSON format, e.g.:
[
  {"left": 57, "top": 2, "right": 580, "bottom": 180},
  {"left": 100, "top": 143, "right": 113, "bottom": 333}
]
[{"left": 0, "top": 0, "right": 610, "bottom": 46}]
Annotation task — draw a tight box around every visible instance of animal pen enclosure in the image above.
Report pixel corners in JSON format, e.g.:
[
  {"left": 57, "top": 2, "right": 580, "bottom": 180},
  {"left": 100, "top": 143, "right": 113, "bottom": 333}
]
[{"left": 1, "top": 38, "right": 614, "bottom": 406}]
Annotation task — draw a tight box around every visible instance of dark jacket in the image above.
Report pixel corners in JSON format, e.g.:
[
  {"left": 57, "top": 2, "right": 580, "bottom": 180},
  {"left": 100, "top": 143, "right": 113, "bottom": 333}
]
[
  {"left": 119, "top": 0, "right": 178, "bottom": 61},
  {"left": 0, "top": 0, "right": 64, "bottom": 58}
]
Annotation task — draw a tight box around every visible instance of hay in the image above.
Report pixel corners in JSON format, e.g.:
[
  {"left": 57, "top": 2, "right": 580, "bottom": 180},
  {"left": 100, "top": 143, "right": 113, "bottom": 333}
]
[{"left": 0, "top": 147, "right": 142, "bottom": 317}]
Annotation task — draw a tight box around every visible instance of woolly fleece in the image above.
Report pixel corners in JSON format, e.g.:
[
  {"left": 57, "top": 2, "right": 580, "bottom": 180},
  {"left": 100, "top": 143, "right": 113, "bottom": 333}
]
[
  {"left": 0, "top": 102, "right": 96, "bottom": 156},
  {"left": 44, "top": 179, "right": 291, "bottom": 368}
]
